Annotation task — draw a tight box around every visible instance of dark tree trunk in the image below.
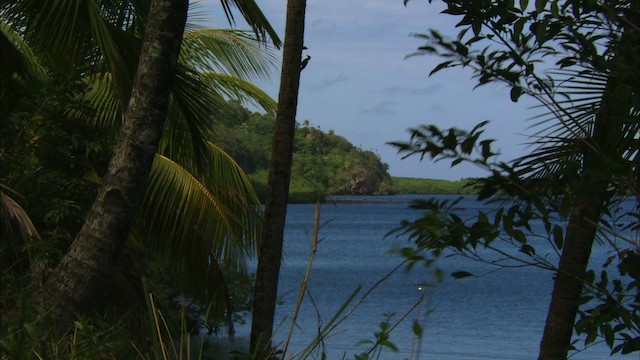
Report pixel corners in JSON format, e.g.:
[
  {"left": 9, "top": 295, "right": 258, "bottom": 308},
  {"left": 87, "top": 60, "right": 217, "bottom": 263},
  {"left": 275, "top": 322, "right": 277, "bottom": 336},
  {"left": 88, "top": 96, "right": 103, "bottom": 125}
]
[
  {"left": 538, "top": 9, "right": 639, "bottom": 358},
  {"left": 250, "top": 0, "right": 307, "bottom": 354},
  {"left": 538, "top": 188, "right": 608, "bottom": 359},
  {"left": 36, "top": 0, "right": 188, "bottom": 329}
]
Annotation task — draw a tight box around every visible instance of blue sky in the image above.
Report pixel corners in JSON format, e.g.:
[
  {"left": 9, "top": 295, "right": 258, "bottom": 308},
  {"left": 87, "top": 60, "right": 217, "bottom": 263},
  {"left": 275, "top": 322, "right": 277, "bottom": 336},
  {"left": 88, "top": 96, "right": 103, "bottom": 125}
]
[{"left": 204, "top": 1, "right": 537, "bottom": 180}]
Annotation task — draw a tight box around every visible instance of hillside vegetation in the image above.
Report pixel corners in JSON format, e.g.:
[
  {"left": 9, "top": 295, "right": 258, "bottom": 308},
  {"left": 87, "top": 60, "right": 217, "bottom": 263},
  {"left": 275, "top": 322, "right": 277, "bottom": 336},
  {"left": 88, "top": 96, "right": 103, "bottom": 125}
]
[
  {"left": 214, "top": 101, "right": 394, "bottom": 201},
  {"left": 215, "top": 101, "right": 472, "bottom": 201}
]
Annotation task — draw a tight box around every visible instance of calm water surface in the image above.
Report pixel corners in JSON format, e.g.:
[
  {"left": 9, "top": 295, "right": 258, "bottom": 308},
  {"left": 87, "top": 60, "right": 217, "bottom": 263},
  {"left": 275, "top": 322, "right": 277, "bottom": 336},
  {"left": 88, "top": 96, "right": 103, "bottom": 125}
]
[{"left": 208, "top": 194, "right": 637, "bottom": 359}]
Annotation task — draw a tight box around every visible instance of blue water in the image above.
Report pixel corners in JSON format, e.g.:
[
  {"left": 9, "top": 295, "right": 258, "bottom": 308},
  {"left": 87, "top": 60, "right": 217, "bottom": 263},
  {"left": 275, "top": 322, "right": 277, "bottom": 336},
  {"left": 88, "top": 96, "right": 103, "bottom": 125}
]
[{"left": 210, "top": 194, "right": 637, "bottom": 359}]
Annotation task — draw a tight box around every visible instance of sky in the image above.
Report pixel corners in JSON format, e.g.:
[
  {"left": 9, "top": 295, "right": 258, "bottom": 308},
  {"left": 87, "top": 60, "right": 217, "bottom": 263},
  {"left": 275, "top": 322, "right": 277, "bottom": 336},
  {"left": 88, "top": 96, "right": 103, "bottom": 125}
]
[{"left": 203, "top": 0, "right": 537, "bottom": 180}]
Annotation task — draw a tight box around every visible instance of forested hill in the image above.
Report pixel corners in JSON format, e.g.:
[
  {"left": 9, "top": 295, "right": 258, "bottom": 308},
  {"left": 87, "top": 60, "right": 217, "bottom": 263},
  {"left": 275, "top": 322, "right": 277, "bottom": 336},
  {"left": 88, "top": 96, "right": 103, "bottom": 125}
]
[{"left": 213, "top": 101, "right": 394, "bottom": 200}]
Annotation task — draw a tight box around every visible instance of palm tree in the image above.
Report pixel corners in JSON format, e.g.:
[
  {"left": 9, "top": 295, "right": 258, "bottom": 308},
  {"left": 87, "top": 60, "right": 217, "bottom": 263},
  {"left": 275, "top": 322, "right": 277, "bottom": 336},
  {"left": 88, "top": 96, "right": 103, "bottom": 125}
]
[
  {"left": 250, "top": 0, "right": 308, "bottom": 354},
  {"left": 0, "top": 0, "right": 281, "bottom": 328},
  {"left": 33, "top": 0, "right": 191, "bottom": 326},
  {"left": 396, "top": 0, "right": 639, "bottom": 357},
  {"left": 534, "top": 20, "right": 639, "bottom": 360}
]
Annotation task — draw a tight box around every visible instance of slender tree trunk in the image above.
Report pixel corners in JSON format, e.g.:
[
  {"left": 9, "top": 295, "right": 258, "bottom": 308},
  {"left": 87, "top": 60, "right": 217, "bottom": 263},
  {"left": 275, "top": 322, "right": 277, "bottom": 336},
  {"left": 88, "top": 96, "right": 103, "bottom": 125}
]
[
  {"left": 36, "top": 0, "right": 188, "bottom": 328},
  {"left": 538, "top": 188, "right": 608, "bottom": 359},
  {"left": 538, "top": 10, "right": 639, "bottom": 358},
  {"left": 250, "top": 0, "right": 307, "bottom": 354}
]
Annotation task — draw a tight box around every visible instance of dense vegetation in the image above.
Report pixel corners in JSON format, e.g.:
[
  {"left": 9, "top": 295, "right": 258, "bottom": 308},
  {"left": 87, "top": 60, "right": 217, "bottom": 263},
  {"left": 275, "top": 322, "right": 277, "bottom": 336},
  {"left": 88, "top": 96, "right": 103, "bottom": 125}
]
[
  {"left": 213, "top": 101, "right": 394, "bottom": 202},
  {"left": 1, "top": 0, "right": 274, "bottom": 357},
  {"left": 214, "top": 100, "right": 481, "bottom": 201},
  {"left": 396, "top": 0, "right": 639, "bottom": 357},
  {"left": 391, "top": 177, "right": 474, "bottom": 195},
  {"left": 2, "top": 0, "right": 635, "bottom": 359}
]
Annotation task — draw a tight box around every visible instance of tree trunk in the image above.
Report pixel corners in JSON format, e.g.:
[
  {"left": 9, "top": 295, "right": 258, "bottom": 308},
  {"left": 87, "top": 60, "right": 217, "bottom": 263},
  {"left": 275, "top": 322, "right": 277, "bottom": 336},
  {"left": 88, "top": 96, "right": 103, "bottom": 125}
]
[
  {"left": 538, "top": 188, "right": 608, "bottom": 359},
  {"left": 36, "top": 0, "right": 188, "bottom": 329},
  {"left": 538, "top": 10, "right": 639, "bottom": 358},
  {"left": 250, "top": 0, "right": 307, "bottom": 354}
]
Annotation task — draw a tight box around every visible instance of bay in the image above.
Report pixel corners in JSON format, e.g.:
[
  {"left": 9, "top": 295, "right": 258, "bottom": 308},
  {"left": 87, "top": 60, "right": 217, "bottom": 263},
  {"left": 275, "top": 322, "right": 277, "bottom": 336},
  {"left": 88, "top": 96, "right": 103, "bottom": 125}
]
[{"left": 209, "top": 194, "right": 637, "bottom": 359}]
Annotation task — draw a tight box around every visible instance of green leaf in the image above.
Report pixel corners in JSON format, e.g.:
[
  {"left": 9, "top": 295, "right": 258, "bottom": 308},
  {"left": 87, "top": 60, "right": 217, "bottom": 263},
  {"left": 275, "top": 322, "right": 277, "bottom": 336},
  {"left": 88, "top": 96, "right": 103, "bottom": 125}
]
[
  {"left": 481, "top": 140, "right": 493, "bottom": 160},
  {"left": 520, "top": 244, "right": 535, "bottom": 256},
  {"left": 584, "top": 270, "right": 595, "bottom": 284},
  {"left": 621, "top": 338, "right": 640, "bottom": 354},
  {"left": 512, "top": 229, "right": 527, "bottom": 243},
  {"left": 430, "top": 60, "right": 453, "bottom": 76},
  {"left": 552, "top": 225, "right": 564, "bottom": 250},
  {"left": 535, "top": 0, "right": 547, "bottom": 12},
  {"left": 530, "top": 21, "right": 546, "bottom": 45},
  {"left": 472, "top": 21, "right": 482, "bottom": 36},
  {"left": 355, "top": 339, "right": 374, "bottom": 347},
  {"left": 519, "top": 0, "right": 529, "bottom": 10},
  {"left": 510, "top": 86, "right": 522, "bottom": 102},
  {"left": 412, "top": 321, "right": 423, "bottom": 338},
  {"left": 602, "top": 324, "right": 614, "bottom": 348},
  {"left": 461, "top": 137, "right": 474, "bottom": 154},
  {"left": 434, "top": 268, "right": 444, "bottom": 282},
  {"left": 550, "top": 1, "right": 559, "bottom": 16},
  {"left": 382, "top": 340, "right": 399, "bottom": 352},
  {"left": 451, "top": 270, "right": 474, "bottom": 279},
  {"left": 513, "top": 18, "right": 526, "bottom": 41}
]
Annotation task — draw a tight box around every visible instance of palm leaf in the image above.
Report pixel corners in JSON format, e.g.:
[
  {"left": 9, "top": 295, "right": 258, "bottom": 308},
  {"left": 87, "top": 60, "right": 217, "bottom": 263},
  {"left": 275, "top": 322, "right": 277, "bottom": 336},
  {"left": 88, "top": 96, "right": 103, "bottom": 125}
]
[
  {"left": 217, "top": 0, "right": 282, "bottom": 48},
  {"left": 161, "top": 65, "right": 276, "bottom": 173},
  {"left": 7, "top": 0, "right": 142, "bottom": 105},
  {"left": 517, "top": 67, "right": 638, "bottom": 181},
  {"left": 0, "top": 18, "right": 47, "bottom": 82},
  {"left": 71, "top": 71, "right": 122, "bottom": 127},
  {"left": 202, "top": 72, "right": 277, "bottom": 115},
  {"left": 83, "top": 0, "right": 137, "bottom": 107},
  {"left": 0, "top": 184, "right": 40, "bottom": 270},
  {"left": 180, "top": 28, "right": 277, "bottom": 81},
  {"left": 165, "top": 65, "right": 224, "bottom": 170},
  {"left": 136, "top": 148, "right": 260, "bottom": 277},
  {"left": 0, "top": 17, "right": 48, "bottom": 109}
]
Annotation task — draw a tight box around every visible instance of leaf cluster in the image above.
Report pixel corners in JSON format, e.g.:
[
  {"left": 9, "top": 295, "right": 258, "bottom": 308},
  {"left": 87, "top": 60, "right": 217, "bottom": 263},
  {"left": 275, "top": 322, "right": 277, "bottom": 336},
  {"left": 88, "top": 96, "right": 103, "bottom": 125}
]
[
  {"left": 390, "top": 119, "right": 639, "bottom": 353},
  {"left": 410, "top": 0, "right": 632, "bottom": 102}
]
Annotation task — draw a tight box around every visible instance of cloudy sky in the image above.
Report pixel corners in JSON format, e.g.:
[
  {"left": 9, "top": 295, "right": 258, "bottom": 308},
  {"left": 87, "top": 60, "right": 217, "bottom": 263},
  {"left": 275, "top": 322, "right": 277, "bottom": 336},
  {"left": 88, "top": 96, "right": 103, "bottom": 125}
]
[{"left": 204, "top": 0, "right": 537, "bottom": 180}]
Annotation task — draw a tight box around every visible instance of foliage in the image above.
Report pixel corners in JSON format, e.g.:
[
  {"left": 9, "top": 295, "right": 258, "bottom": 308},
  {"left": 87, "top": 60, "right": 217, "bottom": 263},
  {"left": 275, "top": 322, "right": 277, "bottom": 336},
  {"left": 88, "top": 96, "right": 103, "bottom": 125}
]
[
  {"left": 1, "top": 273, "right": 150, "bottom": 360},
  {"left": 391, "top": 122, "right": 639, "bottom": 354},
  {"left": 0, "top": 78, "right": 109, "bottom": 285},
  {"left": 1, "top": 0, "right": 280, "bottom": 356},
  {"left": 391, "top": 176, "right": 476, "bottom": 194},
  {"left": 214, "top": 101, "right": 395, "bottom": 199},
  {"left": 396, "top": 0, "right": 639, "bottom": 356}
]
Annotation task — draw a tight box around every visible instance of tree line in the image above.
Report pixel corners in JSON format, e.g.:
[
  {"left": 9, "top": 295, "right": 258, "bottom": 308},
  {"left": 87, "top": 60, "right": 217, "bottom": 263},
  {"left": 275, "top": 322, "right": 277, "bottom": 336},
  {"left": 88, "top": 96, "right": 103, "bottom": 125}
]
[{"left": 213, "top": 100, "right": 394, "bottom": 201}]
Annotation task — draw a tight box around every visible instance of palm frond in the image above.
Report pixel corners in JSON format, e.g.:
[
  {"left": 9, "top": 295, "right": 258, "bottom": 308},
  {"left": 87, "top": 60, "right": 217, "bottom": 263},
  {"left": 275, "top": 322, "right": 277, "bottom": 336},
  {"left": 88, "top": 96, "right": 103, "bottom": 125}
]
[
  {"left": 8, "top": 0, "right": 140, "bottom": 105},
  {"left": 162, "top": 65, "right": 276, "bottom": 173},
  {"left": 71, "top": 71, "right": 122, "bottom": 127},
  {"left": 517, "top": 68, "right": 607, "bottom": 179},
  {"left": 0, "top": 18, "right": 47, "bottom": 82},
  {"left": 0, "top": 184, "right": 40, "bottom": 266},
  {"left": 217, "top": 0, "right": 282, "bottom": 48},
  {"left": 163, "top": 65, "right": 223, "bottom": 171},
  {"left": 517, "top": 65, "right": 639, "bottom": 190},
  {"left": 84, "top": 0, "right": 137, "bottom": 106},
  {"left": 177, "top": 251, "right": 232, "bottom": 322},
  {"left": 202, "top": 72, "right": 276, "bottom": 115},
  {"left": 180, "top": 28, "right": 277, "bottom": 81},
  {"left": 137, "top": 150, "right": 260, "bottom": 275}
]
